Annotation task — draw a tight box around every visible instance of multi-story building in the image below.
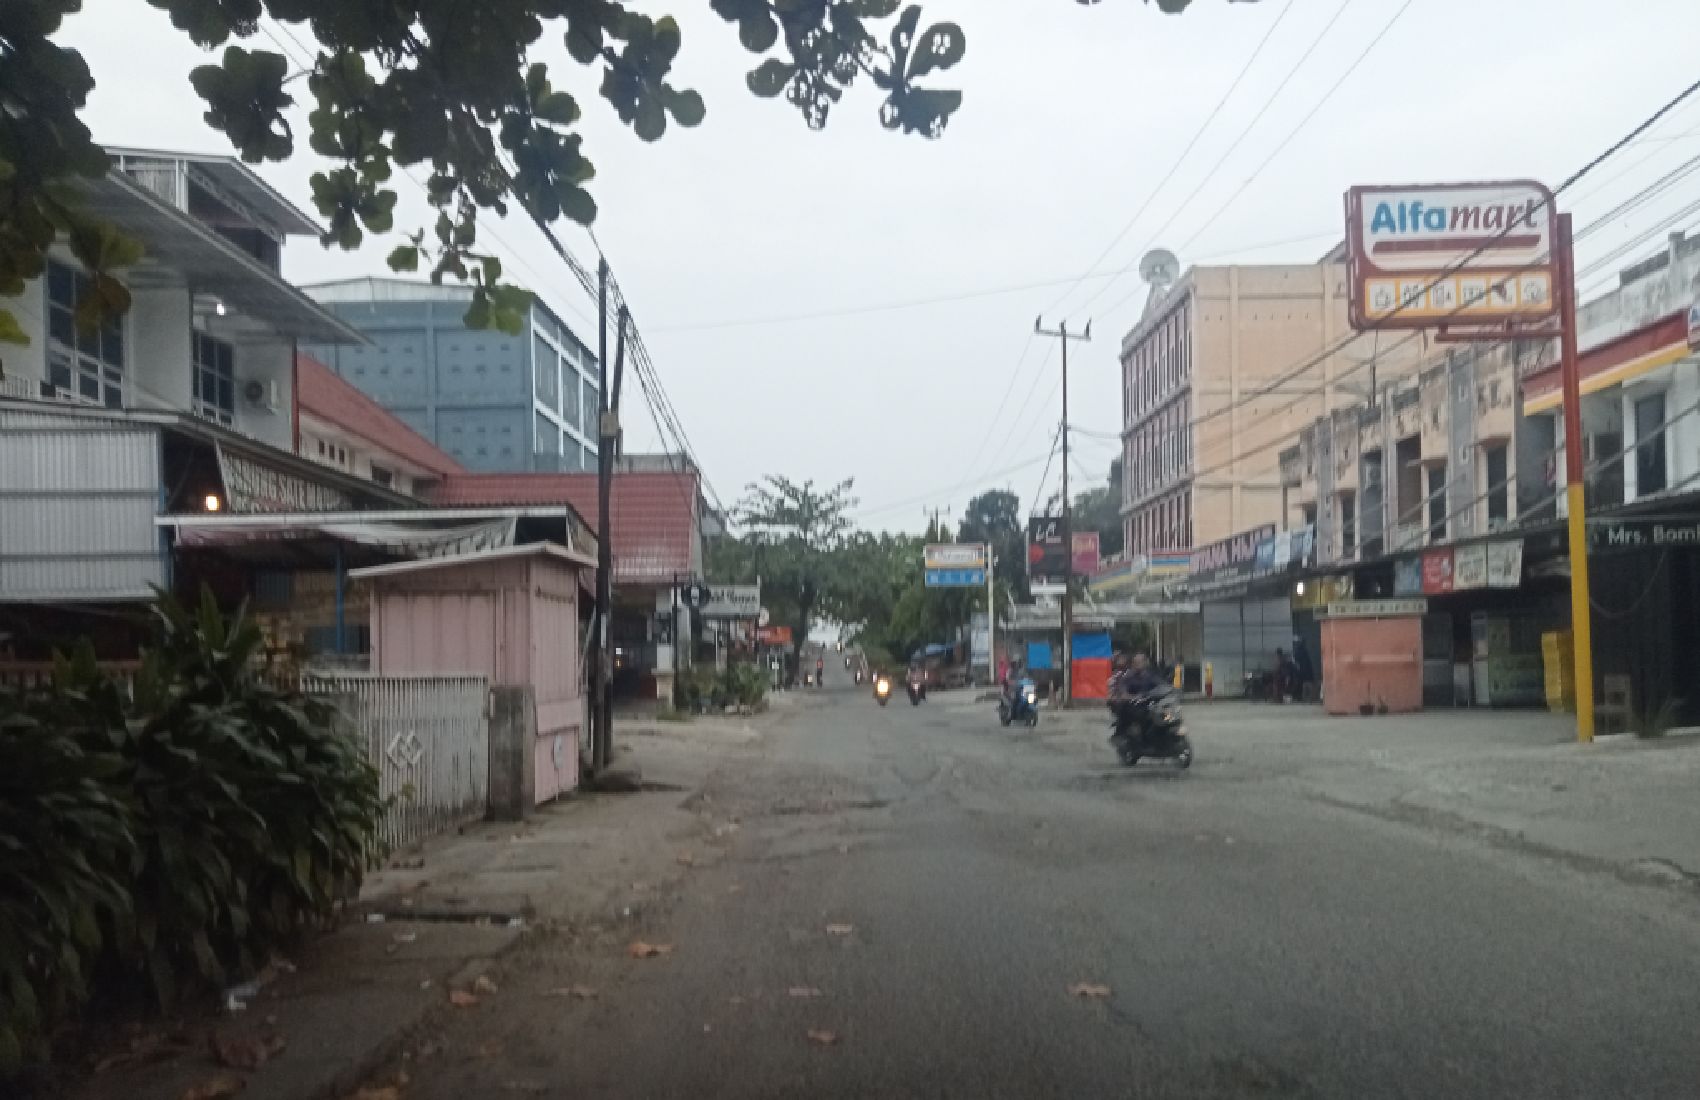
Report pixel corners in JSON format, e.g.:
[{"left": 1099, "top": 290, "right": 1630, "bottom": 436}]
[
  {"left": 1118, "top": 257, "right": 1427, "bottom": 558},
  {"left": 294, "top": 352, "right": 465, "bottom": 497},
  {"left": 301, "top": 277, "right": 600, "bottom": 475}
]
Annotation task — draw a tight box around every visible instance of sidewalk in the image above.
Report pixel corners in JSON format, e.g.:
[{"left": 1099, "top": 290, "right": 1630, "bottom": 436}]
[
  {"left": 67, "top": 711, "right": 772, "bottom": 1100},
  {"left": 1036, "top": 698, "right": 1700, "bottom": 888}
]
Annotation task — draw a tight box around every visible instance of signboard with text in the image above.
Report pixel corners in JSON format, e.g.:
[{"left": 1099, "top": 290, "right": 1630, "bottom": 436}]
[
  {"left": 756, "top": 625, "right": 793, "bottom": 647},
  {"left": 1590, "top": 518, "right": 1700, "bottom": 552},
  {"left": 1345, "top": 180, "right": 1557, "bottom": 331},
  {"left": 1071, "top": 531, "right": 1100, "bottom": 577},
  {"left": 699, "top": 584, "right": 761, "bottom": 619},
  {"left": 924, "top": 544, "right": 988, "bottom": 587},
  {"left": 1027, "top": 517, "right": 1067, "bottom": 579},
  {"left": 1453, "top": 543, "right": 1488, "bottom": 590},
  {"left": 1189, "top": 523, "right": 1276, "bottom": 585},
  {"left": 1421, "top": 547, "right": 1455, "bottom": 594}
]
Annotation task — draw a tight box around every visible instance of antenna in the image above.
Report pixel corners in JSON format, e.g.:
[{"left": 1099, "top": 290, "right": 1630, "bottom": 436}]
[{"left": 1138, "top": 248, "right": 1180, "bottom": 291}]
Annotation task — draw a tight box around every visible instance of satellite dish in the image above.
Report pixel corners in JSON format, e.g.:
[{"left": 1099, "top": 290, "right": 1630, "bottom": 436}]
[{"left": 1139, "top": 248, "right": 1181, "bottom": 289}]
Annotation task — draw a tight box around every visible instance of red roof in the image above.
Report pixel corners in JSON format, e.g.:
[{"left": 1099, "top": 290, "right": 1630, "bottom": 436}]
[
  {"left": 431, "top": 470, "right": 700, "bottom": 584},
  {"left": 295, "top": 354, "right": 464, "bottom": 478}
]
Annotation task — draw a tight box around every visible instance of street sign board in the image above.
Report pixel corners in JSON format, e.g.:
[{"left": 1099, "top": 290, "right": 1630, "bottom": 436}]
[
  {"left": 1071, "top": 531, "right": 1100, "bottom": 576},
  {"left": 1320, "top": 598, "right": 1428, "bottom": 619},
  {"left": 925, "top": 567, "right": 987, "bottom": 588},
  {"left": 696, "top": 584, "right": 761, "bottom": 618},
  {"left": 923, "top": 543, "right": 988, "bottom": 570},
  {"left": 1345, "top": 180, "right": 1557, "bottom": 331},
  {"left": 757, "top": 625, "right": 793, "bottom": 646}
]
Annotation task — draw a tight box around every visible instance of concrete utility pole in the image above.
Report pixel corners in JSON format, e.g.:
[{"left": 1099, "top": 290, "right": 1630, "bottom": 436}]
[
  {"left": 1555, "top": 213, "right": 1596, "bottom": 742},
  {"left": 591, "top": 258, "right": 628, "bottom": 775},
  {"left": 1034, "top": 316, "right": 1092, "bottom": 706}
]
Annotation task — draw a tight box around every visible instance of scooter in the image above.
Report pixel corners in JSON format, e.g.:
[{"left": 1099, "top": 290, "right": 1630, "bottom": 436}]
[
  {"left": 854, "top": 667, "right": 865, "bottom": 685},
  {"left": 906, "top": 676, "right": 926, "bottom": 706},
  {"left": 997, "top": 678, "right": 1039, "bottom": 728},
  {"left": 1109, "top": 687, "right": 1193, "bottom": 769},
  {"left": 874, "top": 675, "right": 893, "bottom": 706}
]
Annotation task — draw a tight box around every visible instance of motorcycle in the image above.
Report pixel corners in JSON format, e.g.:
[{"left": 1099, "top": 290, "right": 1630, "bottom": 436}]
[
  {"left": 905, "top": 676, "right": 926, "bottom": 706},
  {"left": 997, "top": 678, "right": 1039, "bottom": 728},
  {"left": 874, "top": 675, "right": 892, "bottom": 706},
  {"left": 1109, "top": 686, "right": 1193, "bottom": 769},
  {"left": 854, "top": 667, "right": 865, "bottom": 685}
]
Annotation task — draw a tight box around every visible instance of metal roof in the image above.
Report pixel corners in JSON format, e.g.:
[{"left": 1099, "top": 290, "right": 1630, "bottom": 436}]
[
  {"left": 350, "top": 541, "right": 595, "bottom": 581},
  {"left": 106, "top": 147, "right": 322, "bottom": 236},
  {"left": 66, "top": 171, "right": 366, "bottom": 345}
]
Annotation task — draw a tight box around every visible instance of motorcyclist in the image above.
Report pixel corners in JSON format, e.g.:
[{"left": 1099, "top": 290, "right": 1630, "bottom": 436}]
[
  {"left": 1109, "top": 651, "right": 1164, "bottom": 739},
  {"left": 815, "top": 655, "right": 824, "bottom": 684}
]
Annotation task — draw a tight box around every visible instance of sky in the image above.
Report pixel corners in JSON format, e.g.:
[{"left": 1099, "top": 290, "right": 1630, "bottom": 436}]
[{"left": 59, "top": 0, "right": 1700, "bottom": 532}]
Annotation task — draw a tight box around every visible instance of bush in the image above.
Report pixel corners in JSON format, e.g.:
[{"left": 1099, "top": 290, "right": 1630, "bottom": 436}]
[
  {"left": 0, "top": 592, "right": 385, "bottom": 1077},
  {"left": 671, "top": 663, "right": 767, "bottom": 714}
]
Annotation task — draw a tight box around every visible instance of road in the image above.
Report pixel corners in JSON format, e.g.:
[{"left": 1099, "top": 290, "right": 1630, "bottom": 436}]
[{"left": 376, "top": 675, "right": 1700, "bottom": 1099}]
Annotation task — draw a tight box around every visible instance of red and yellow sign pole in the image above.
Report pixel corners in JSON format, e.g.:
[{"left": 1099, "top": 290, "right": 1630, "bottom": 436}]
[{"left": 1555, "top": 212, "right": 1595, "bottom": 742}]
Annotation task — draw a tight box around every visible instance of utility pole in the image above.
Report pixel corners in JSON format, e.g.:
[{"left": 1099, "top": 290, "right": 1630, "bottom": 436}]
[
  {"left": 1555, "top": 213, "right": 1596, "bottom": 742},
  {"left": 985, "top": 542, "right": 996, "bottom": 690},
  {"left": 592, "top": 259, "right": 628, "bottom": 775},
  {"left": 1034, "top": 316, "right": 1091, "bottom": 706}
]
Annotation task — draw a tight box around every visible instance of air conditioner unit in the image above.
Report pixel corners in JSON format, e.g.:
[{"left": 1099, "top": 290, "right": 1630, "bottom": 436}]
[{"left": 243, "top": 379, "right": 280, "bottom": 413}]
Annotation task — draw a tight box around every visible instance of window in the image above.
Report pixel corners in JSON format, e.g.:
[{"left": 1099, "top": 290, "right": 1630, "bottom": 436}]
[
  {"left": 46, "top": 261, "right": 125, "bottom": 408},
  {"left": 1340, "top": 494, "right": 1356, "bottom": 558},
  {"left": 534, "top": 412, "right": 559, "bottom": 469},
  {"left": 1485, "top": 445, "right": 1509, "bottom": 525},
  {"left": 533, "top": 335, "right": 560, "bottom": 411},
  {"left": 192, "top": 332, "right": 235, "bottom": 425},
  {"left": 370, "top": 465, "right": 394, "bottom": 488},
  {"left": 1634, "top": 392, "right": 1667, "bottom": 496},
  {"left": 1428, "top": 464, "right": 1448, "bottom": 543}
]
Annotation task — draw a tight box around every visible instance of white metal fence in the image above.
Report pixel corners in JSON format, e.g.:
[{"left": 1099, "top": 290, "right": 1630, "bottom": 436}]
[{"left": 304, "top": 673, "right": 490, "bottom": 851}]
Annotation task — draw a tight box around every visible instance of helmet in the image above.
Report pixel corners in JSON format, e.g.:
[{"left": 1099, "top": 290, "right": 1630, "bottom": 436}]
[{"left": 1112, "top": 652, "right": 1132, "bottom": 671}]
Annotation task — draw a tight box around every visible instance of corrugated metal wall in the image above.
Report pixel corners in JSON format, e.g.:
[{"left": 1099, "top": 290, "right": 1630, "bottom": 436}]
[{"left": 0, "top": 409, "right": 164, "bottom": 601}]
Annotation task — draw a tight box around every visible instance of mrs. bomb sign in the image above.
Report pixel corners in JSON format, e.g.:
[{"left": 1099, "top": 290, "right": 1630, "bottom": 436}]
[{"left": 1344, "top": 181, "right": 1557, "bottom": 331}]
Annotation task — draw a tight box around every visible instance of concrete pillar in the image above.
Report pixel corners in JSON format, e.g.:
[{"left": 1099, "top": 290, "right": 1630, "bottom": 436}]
[{"left": 487, "top": 685, "right": 536, "bottom": 822}]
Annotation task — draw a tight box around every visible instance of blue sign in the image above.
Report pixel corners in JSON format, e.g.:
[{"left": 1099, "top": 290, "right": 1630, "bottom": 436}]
[{"left": 925, "top": 568, "right": 986, "bottom": 588}]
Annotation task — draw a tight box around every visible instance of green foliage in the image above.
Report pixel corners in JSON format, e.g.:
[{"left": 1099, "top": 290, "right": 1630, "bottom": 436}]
[
  {"left": 958, "top": 489, "right": 1028, "bottom": 602},
  {"left": 2, "top": 1, "right": 1221, "bottom": 344},
  {"left": 0, "top": 591, "right": 384, "bottom": 1078},
  {"left": 673, "top": 662, "right": 766, "bottom": 712},
  {"left": 734, "top": 476, "right": 857, "bottom": 660}
]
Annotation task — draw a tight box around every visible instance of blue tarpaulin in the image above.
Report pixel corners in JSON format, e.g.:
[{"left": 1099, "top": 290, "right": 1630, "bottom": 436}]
[
  {"left": 1072, "top": 632, "right": 1112, "bottom": 660},
  {"left": 1026, "top": 641, "right": 1053, "bottom": 670}
]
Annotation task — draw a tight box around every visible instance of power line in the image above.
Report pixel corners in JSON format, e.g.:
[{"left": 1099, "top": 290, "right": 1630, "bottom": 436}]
[
  {"left": 1039, "top": 0, "right": 1297, "bottom": 318},
  {"left": 1072, "top": 0, "right": 1360, "bottom": 319}
]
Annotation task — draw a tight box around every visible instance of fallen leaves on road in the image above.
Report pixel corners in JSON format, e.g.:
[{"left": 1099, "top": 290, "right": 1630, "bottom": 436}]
[
  {"left": 788, "top": 986, "right": 822, "bottom": 999},
  {"left": 806, "top": 1029, "right": 839, "bottom": 1046},
  {"left": 210, "top": 1031, "right": 287, "bottom": 1070},
  {"left": 180, "top": 1074, "right": 245, "bottom": 1100},
  {"left": 836, "top": 844, "right": 850, "bottom": 854},
  {"left": 448, "top": 990, "right": 480, "bottom": 1008},
  {"left": 726, "top": 883, "right": 742, "bottom": 894},
  {"left": 1068, "top": 983, "right": 1112, "bottom": 999},
  {"left": 824, "top": 923, "right": 854, "bottom": 937},
  {"left": 543, "top": 984, "right": 598, "bottom": 1000},
  {"left": 476, "top": 1039, "right": 505, "bottom": 1059},
  {"left": 628, "top": 941, "right": 675, "bottom": 959},
  {"left": 473, "top": 975, "right": 499, "bottom": 995},
  {"left": 675, "top": 852, "right": 696, "bottom": 867}
]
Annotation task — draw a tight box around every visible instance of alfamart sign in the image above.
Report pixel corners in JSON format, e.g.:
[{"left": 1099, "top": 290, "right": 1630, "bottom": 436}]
[{"left": 1345, "top": 180, "right": 1557, "bottom": 331}]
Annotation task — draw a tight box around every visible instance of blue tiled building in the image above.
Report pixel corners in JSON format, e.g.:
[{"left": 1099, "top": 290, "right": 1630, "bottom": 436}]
[{"left": 301, "top": 277, "right": 600, "bottom": 473}]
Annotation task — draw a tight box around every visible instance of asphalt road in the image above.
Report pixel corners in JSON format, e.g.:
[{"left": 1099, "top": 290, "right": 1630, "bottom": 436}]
[{"left": 384, "top": 675, "right": 1700, "bottom": 1099}]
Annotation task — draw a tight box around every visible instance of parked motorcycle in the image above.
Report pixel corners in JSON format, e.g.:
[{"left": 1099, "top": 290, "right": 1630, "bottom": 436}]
[
  {"left": 874, "top": 676, "right": 893, "bottom": 706},
  {"left": 997, "top": 678, "right": 1040, "bottom": 728},
  {"left": 1109, "top": 687, "right": 1193, "bottom": 769}
]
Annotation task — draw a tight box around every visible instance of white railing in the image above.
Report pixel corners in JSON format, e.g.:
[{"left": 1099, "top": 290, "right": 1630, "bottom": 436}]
[
  {"left": 304, "top": 673, "right": 490, "bottom": 851},
  {"left": 0, "top": 375, "right": 38, "bottom": 400}
]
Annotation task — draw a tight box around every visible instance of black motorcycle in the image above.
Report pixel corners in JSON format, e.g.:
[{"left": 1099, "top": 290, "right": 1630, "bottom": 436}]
[
  {"left": 906, "top": 677, "right": 926, "bottom": 706},
  {"left": 1109, "top": 687, "right": 1193, "bottom": 770}
]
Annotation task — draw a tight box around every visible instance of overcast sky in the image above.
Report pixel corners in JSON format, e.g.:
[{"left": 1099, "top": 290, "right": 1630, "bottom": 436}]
[{"left": 61, "top": 0, "right": 1700, "bottom": 531}]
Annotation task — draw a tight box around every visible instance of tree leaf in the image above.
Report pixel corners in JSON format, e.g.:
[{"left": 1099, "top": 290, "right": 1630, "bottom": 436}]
[
  {"left": 746, "top": 60, "right": 795, "bottom": 99},
  {"left": 386, "top": 245, "right": 420, "bottom": 273}
]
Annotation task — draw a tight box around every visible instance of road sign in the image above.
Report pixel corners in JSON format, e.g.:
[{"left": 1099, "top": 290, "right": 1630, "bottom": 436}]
[
  {"left": 699, "top": 584, "right": 761, "bottom": 619},
  {"left": 925, "top": 568, "right": 987, "bottom": 588},
  {"left": 923, "top": 543, "right": 988, "bottom": 570},
  {"left": 1345, "top": 180, "right": 1557, "bottom": 331}
]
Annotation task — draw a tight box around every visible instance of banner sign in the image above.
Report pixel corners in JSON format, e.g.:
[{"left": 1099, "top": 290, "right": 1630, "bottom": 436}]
[
  {"left": 1486, "top": 539, "right": 1524, "bottom": 587},
  {"left": 1189, "top": 523, "right": 1276, "bottom": 584},
  {"left": 756, "top": 625, "right": 793, "bottom": 646},
  {"left": 925, "top": 567, "right": 986, "bottom": 588},
  {"left": 1345, "top": 180, "right": 1557, "bottom": 331},
  {"left": 1394, "top": 555, "right": 1424, "bottom": 596},
  {"left": 1453, "top": 543, "right": 1488, "bottom": 590},
  {"left": 1027, "top": 517, "right": 1067, "bottom": 579},
  {"left": 1421, "top": 547, "right": 1455, "bottom": 594},
  {"left": 1071, "top": 531, "right": 1100, "bottom": 576},
  {"left": 699, "top": 584, "right": 761, "bottom": 619},
  {"left": 1320, "top": 598, "right": 1428, "bottom": 619},
  {"left": 217, "top": 445, "right": 353, "bottom": 514}
]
